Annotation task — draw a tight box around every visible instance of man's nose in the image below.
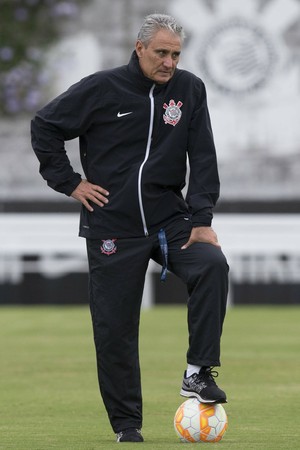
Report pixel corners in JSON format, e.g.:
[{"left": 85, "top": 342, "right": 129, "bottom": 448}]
[{"left": 163, "top": 55, "right": 173, "bottom": 68}]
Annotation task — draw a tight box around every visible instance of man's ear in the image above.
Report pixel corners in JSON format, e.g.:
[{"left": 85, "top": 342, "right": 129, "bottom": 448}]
[{"left": 135, "top": 40, "right": 143, "bottom": 58}]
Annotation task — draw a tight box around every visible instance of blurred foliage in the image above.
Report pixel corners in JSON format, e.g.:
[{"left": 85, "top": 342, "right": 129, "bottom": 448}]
[{"left": 0, "top": 0, "right": 88, "bottom": 116}]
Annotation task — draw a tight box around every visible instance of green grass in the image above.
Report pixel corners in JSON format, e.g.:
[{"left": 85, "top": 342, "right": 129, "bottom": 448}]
[{"left": 0, "top": 305, "right": 299, "bottom": 449}]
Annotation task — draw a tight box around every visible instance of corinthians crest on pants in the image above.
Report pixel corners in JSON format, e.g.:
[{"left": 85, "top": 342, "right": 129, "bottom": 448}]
[
  {"left": 163, "top": 99, "right": 183, "bottom": 126},
  {"left": 100, "top": 239, "right": 117, "bottom": 255}
]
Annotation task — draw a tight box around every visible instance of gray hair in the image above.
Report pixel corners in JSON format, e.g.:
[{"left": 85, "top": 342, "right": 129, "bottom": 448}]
[{"left": 137, "top": 13, "right": 185, "bottom": 47}]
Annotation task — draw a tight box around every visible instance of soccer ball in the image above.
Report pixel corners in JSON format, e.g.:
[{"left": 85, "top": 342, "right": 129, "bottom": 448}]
[{"left": 174, "top": 398, "right": 228, "bottom": 443}]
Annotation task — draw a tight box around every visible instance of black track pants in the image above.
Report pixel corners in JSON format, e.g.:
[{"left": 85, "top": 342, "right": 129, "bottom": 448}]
[{"left": 86, "top": 217, "right": 229, "bottom": 433}]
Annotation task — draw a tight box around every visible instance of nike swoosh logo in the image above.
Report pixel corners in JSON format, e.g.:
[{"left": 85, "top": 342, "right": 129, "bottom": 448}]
[{"left": 117, "top": 111, "right": 133, "bottom": 117}]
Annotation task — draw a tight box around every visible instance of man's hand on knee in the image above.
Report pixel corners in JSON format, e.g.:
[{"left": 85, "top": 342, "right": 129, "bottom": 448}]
[{"left": 181, "top": 226, "right": 221, "bottom": 249}]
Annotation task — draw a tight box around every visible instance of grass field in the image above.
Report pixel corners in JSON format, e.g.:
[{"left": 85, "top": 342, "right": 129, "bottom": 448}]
[{"left": 1, "top": 305, "right": 299, "bottom": 449}]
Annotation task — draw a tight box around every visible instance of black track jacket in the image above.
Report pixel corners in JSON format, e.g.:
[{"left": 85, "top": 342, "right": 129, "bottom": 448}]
[{"left": 31, "top": 51, "right": 220, "bottom": 239}]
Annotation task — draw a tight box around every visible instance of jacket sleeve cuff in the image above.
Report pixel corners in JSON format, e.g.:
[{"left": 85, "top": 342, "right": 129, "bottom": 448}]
[
  {"left": 191, "top": 208, "right": 213, "bottom": 227},
  {"left": 52, "top": 174, "right": 82, "bottom": 197}
]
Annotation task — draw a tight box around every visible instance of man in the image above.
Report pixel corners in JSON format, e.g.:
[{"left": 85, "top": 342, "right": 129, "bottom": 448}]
[{"left": 31, "top": 13, "right": 229, "bottom": 443}]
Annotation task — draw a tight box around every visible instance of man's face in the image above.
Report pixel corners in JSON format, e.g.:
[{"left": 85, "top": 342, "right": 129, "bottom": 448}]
[{"left": 136, "top": 29, "right": 182, "bottom": 84}]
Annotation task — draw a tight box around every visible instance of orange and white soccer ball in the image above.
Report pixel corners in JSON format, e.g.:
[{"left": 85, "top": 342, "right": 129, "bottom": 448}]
[{"left": 174, "top": 398, "right": 228, "bottom": 443}]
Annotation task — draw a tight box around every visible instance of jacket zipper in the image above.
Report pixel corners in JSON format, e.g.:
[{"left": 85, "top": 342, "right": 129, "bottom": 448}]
[{"left": 138, "top": 84, "right": 155, "bottom": 237}]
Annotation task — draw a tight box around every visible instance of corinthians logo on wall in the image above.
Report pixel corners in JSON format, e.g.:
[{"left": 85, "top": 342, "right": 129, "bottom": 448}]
[
  {"left": 171, "top": 0, "right": 300, "bottom": 97},
  {"left": 200, "top": 18, "right": 275, "bottom": 95}
]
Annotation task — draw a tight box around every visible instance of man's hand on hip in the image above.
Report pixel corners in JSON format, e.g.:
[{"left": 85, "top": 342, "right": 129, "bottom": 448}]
[{"left": 71, "top": 179, "right": 109, "bottom": 212}]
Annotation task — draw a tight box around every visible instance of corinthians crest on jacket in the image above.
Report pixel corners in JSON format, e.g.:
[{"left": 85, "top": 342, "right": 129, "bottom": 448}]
[{"left": 163, "top": 99, "right": 183, "bottom": 126}]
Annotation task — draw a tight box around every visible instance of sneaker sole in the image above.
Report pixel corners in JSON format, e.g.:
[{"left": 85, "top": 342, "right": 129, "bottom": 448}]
[{"left": 180, "top": 388, "right": 227, "bottom": 404}]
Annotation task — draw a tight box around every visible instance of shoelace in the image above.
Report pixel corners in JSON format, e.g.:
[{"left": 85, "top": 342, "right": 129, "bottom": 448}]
[
  {"left": 204, "top": 367, "right": 219, "bottom": 379},
  {"left": 194, "top": 367, "right": 219, "bottom": 386}
]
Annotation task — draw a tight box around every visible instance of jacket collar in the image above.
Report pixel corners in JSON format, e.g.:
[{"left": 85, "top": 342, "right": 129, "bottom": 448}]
[{"left": 127, "top": 51, "right": 174, "bottom": 93}]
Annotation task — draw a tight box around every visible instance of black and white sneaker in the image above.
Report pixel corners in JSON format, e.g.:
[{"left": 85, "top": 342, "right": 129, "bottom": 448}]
[
  {"left": 116, "top": 428, "right": 144, "bottom": 443},
  {"left": 180, "top": 367, "right": 227, "bottom": 404}
]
